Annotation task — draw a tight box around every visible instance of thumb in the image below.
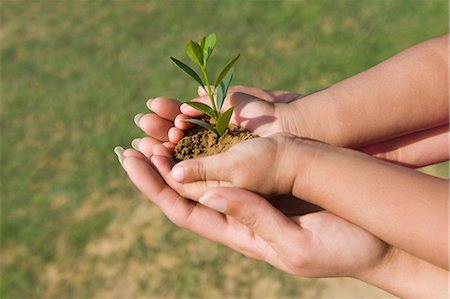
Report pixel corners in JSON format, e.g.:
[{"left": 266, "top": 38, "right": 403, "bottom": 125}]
[
  {"left": 180, "top": 95, "right": 211, "bottom": 117},
  {"left": 197, "top": 85, "right": 214, "bottom": 97},
  {"left": 171, "top": 153, "right": 231, "bottom": 183},
  {"left": 199, "top": 187, "right": 304, "bottom": 245}
]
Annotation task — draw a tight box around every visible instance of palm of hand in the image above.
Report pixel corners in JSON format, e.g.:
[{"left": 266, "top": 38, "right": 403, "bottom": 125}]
[
  {"left": 291, "top": 211, "right": 389, "bottom": 277},
  {"left": 119, "top": 148, "right": 388, "bottom": 278}
]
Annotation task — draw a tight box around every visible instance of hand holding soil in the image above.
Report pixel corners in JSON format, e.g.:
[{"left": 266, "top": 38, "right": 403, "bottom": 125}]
[
  {"left": 117, "top": 35, "right": 449, "bottom": 297},
  {"left": 150, "top": 133, "right": 316, "bottom": 199},
  {"left": 116, "top": 147, "right": 391, "bottom": 280},
  {"left": 133, "top": 85, "right": 303, "bottom": 158}
]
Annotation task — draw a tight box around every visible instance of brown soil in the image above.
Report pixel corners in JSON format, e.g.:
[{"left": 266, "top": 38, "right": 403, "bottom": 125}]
[{"left": 174, "top": 124, "right": 257, "bottom": 162}]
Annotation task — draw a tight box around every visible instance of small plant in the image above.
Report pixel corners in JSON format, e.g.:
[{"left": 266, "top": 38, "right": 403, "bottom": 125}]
[{"left": 170, "top": 33, "right": 239, "bottom": 136}]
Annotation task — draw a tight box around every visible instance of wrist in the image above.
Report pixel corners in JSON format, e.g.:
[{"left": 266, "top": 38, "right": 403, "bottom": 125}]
[
  {"left": 281, "top": 87, "right": 348, "bottom": 146},
  {"left": 288, "top": 137, "right": 329, "bottom": 202}
]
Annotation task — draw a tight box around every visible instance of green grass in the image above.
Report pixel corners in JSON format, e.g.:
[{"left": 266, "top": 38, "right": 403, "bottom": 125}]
[{"left": 1, "top": 0, "right": 448, "bottom": 298}]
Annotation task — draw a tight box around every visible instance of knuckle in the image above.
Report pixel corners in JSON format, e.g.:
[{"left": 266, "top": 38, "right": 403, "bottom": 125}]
[
  {"left": 240, "top": 213, "right": 259, "bottom": 232},
  {"left": 238, "top": 199, "right": 265, "bottom": 230},
  {"left": 169, "top": 202, "right": 196, "bottom": 230},
  {"left": 197, "top": 161, "right": 207, "bottom": 181},
  {"left": 177, "top": 185, "right": 188, "bottom": 199}
]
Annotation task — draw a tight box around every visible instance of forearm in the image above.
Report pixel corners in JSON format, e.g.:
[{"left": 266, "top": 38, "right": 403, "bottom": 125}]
[
  {"left": 356, "top": 248, "right": 449, "bottom": 298},
  {"left": 360, "top": 124, "right": 450, "bottom": 167},
  {"left": 289, "top": 35, "right": 449, "bottom": 147},
  {"left": 292, "top": 141, "right": 448, "bottom": 269}
]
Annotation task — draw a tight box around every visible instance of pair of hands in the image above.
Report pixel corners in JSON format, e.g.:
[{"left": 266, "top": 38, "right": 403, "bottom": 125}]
[{"left": 116, "top": 85, "right": 392, "bottom": 279}]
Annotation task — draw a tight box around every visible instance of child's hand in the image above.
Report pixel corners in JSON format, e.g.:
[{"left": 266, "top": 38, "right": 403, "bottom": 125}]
[
  {"left": 173, "top": 85, "right": 302, "bottom": 140},
  {"left": 133, "top": 86, "right": 303, "bottom": 157},
  {"left": 149, "top": 133, "right": 320, "bottom": 200}
]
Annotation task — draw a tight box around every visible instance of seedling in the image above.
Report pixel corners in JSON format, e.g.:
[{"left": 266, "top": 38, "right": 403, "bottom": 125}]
[{"left": 170, "top": 33, "right": 239, "bottom": 136}]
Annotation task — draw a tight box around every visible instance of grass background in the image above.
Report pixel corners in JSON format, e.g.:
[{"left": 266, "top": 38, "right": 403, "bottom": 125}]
[{"left": 1, "top": 0, "right": 448, "bottom": 298}]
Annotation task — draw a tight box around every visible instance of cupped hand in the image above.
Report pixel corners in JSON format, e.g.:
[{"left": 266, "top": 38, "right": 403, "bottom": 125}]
[
  {"left": 174, "top": 85, "right": 302, "bottom": 140},
  {"left": 132, "top": 86, "right": 303, "bottom": 157},
  {"left": 148, "top": 133, "right": 320, "bottom": 201},
  {"left": 116, "top": 147, "right": 389, "bottom": 278}
]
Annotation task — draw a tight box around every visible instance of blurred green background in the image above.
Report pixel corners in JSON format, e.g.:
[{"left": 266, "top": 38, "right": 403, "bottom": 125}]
[{"left": 1, "top": 0, "right": 448, "bottom": 298}]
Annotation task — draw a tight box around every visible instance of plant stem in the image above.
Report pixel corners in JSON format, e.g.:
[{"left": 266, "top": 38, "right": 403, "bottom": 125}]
[{"left": 201, "top": 66, "right": 218, "bottom": 119}]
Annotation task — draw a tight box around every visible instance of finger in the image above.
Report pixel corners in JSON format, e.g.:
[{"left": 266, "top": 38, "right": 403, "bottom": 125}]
[
  {"left": 151, "top": 154, "right": 231, "bottom": 201},
  {"left": 131, "top": 136, "right": 161, "bottom": 157},
  {"left": 121, "top": 154, "right": 257, "bottom": 254},
  {"left": 170, "top": 153, "right": 231, "bottom": 183},
  {"left": 180, "top": 95, "right": 211, "bottom": 117},
  {"left": 135, "top": 113, "right": 172, "bottom": 142},
  {"left": 174, "top": 114, "right": 193, "bottom": 131},
  {"left": 162, "top": 142, "right": 176, "bottom": 153},
  {"left": 168, "top": 126, "right": 185, "bottom": 144},
  {"left": 147, "top": 97, "right": 181, "bottom": 121},
  {"left": 199, "top": 187, "right": 305, "bottom": 246},
  {"left": 152, "top": 143, "right": 173, "bottom": 158},
  {"left": 123, "top": 148, "right": 149, "bottom": 160},
  {"left": 197, "top": 85, "right": 213, "bottom": 96}
]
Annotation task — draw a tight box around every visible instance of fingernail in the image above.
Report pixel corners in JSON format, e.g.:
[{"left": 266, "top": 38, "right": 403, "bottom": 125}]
[
  {"left": 171, "top": 165, "right": 185, "bottom": 182},
  {"left": 146, "top": 98, "right": 154, "bottom": 110},
  {"left": 114, "top": 146, "right": 125, "bottom": 166},
  {"left": 199, "top": 194, "right": 228, "bottom": 213},
  {"left": 134, "top": 113, "right": 144, "bottom": 126},
  {"left": 131, "top": 138, "right": 142, "bottom": 150}
]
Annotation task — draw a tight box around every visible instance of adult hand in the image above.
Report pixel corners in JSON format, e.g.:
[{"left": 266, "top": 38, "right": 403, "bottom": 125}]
[{"left": 115, "top": 147, "right": 389, "bottom": 278}]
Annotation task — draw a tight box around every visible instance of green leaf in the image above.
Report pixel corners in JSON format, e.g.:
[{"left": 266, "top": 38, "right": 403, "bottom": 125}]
[
  {"left": 184, "top": 101, "right": 217, "bottom": 119},
  {"left": 216, "top": 68, "right": 234, "bottom": 113},
  {"left": 170, "top": 57, "right": 204, "bottom": 87},
  {"left": 214, "top": 53, "right": 240, "bottom": 88},
  {"left": 200, "top": 36, "right": 206, "bottom": 50},
  {"left": 203, "top": 33, "right": 217, "bottom": 64},
  {"left": 185, "top": 40, "right": 203, "bottom": 66},
  {"left": 216, "top": 107, "right": 234, "bottom": 136},
  {"left": 182, "top": 118, "right": 215, "bottom": 132}
]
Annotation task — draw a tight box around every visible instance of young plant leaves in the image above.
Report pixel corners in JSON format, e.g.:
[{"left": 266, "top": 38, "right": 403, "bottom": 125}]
[
  {"left": 214, "top": 53, "right": 240, "bottom": 88},
  {"left": 200, "top": 36, "right": 206, "bottom": 51},
  {"left": 170, "top": 57, "right": 204, "bottom": 87},
  {"left": 185, "top": 40, "right": 203, "bottom": 66},
  {"left": 216, "top": 107, "right": 234, "bottom": 136},
  {"left": 182, "top": 118, "right": 215, "bottom": 132},
  {"left": 184, "top": 101, "right": 217, "bottom": 119},
  {"left": 203, "top": 33, "right": 217, "bottom": 64},
  {"left": 216, "top": 68, "right": 234, "bottom": 113}
]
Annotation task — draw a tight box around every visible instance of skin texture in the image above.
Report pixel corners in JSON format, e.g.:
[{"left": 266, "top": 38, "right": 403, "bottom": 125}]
[
  {"left": 116, "top": 148, "right": 448, "bottom": 298},
  {"left": 161, "top": 134, "right": 448, "bottom": 270},
  {"left": 122, "top": 35, "right": 449, "bottom": 296},
  {"left": 118, "top": 148, "right": 390, "bottom": 278}
]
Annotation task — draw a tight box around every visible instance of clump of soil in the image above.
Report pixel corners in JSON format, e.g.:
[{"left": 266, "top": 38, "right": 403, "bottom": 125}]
[{"left": 174, "top": 124, "right": 257, "bottom": 162}]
